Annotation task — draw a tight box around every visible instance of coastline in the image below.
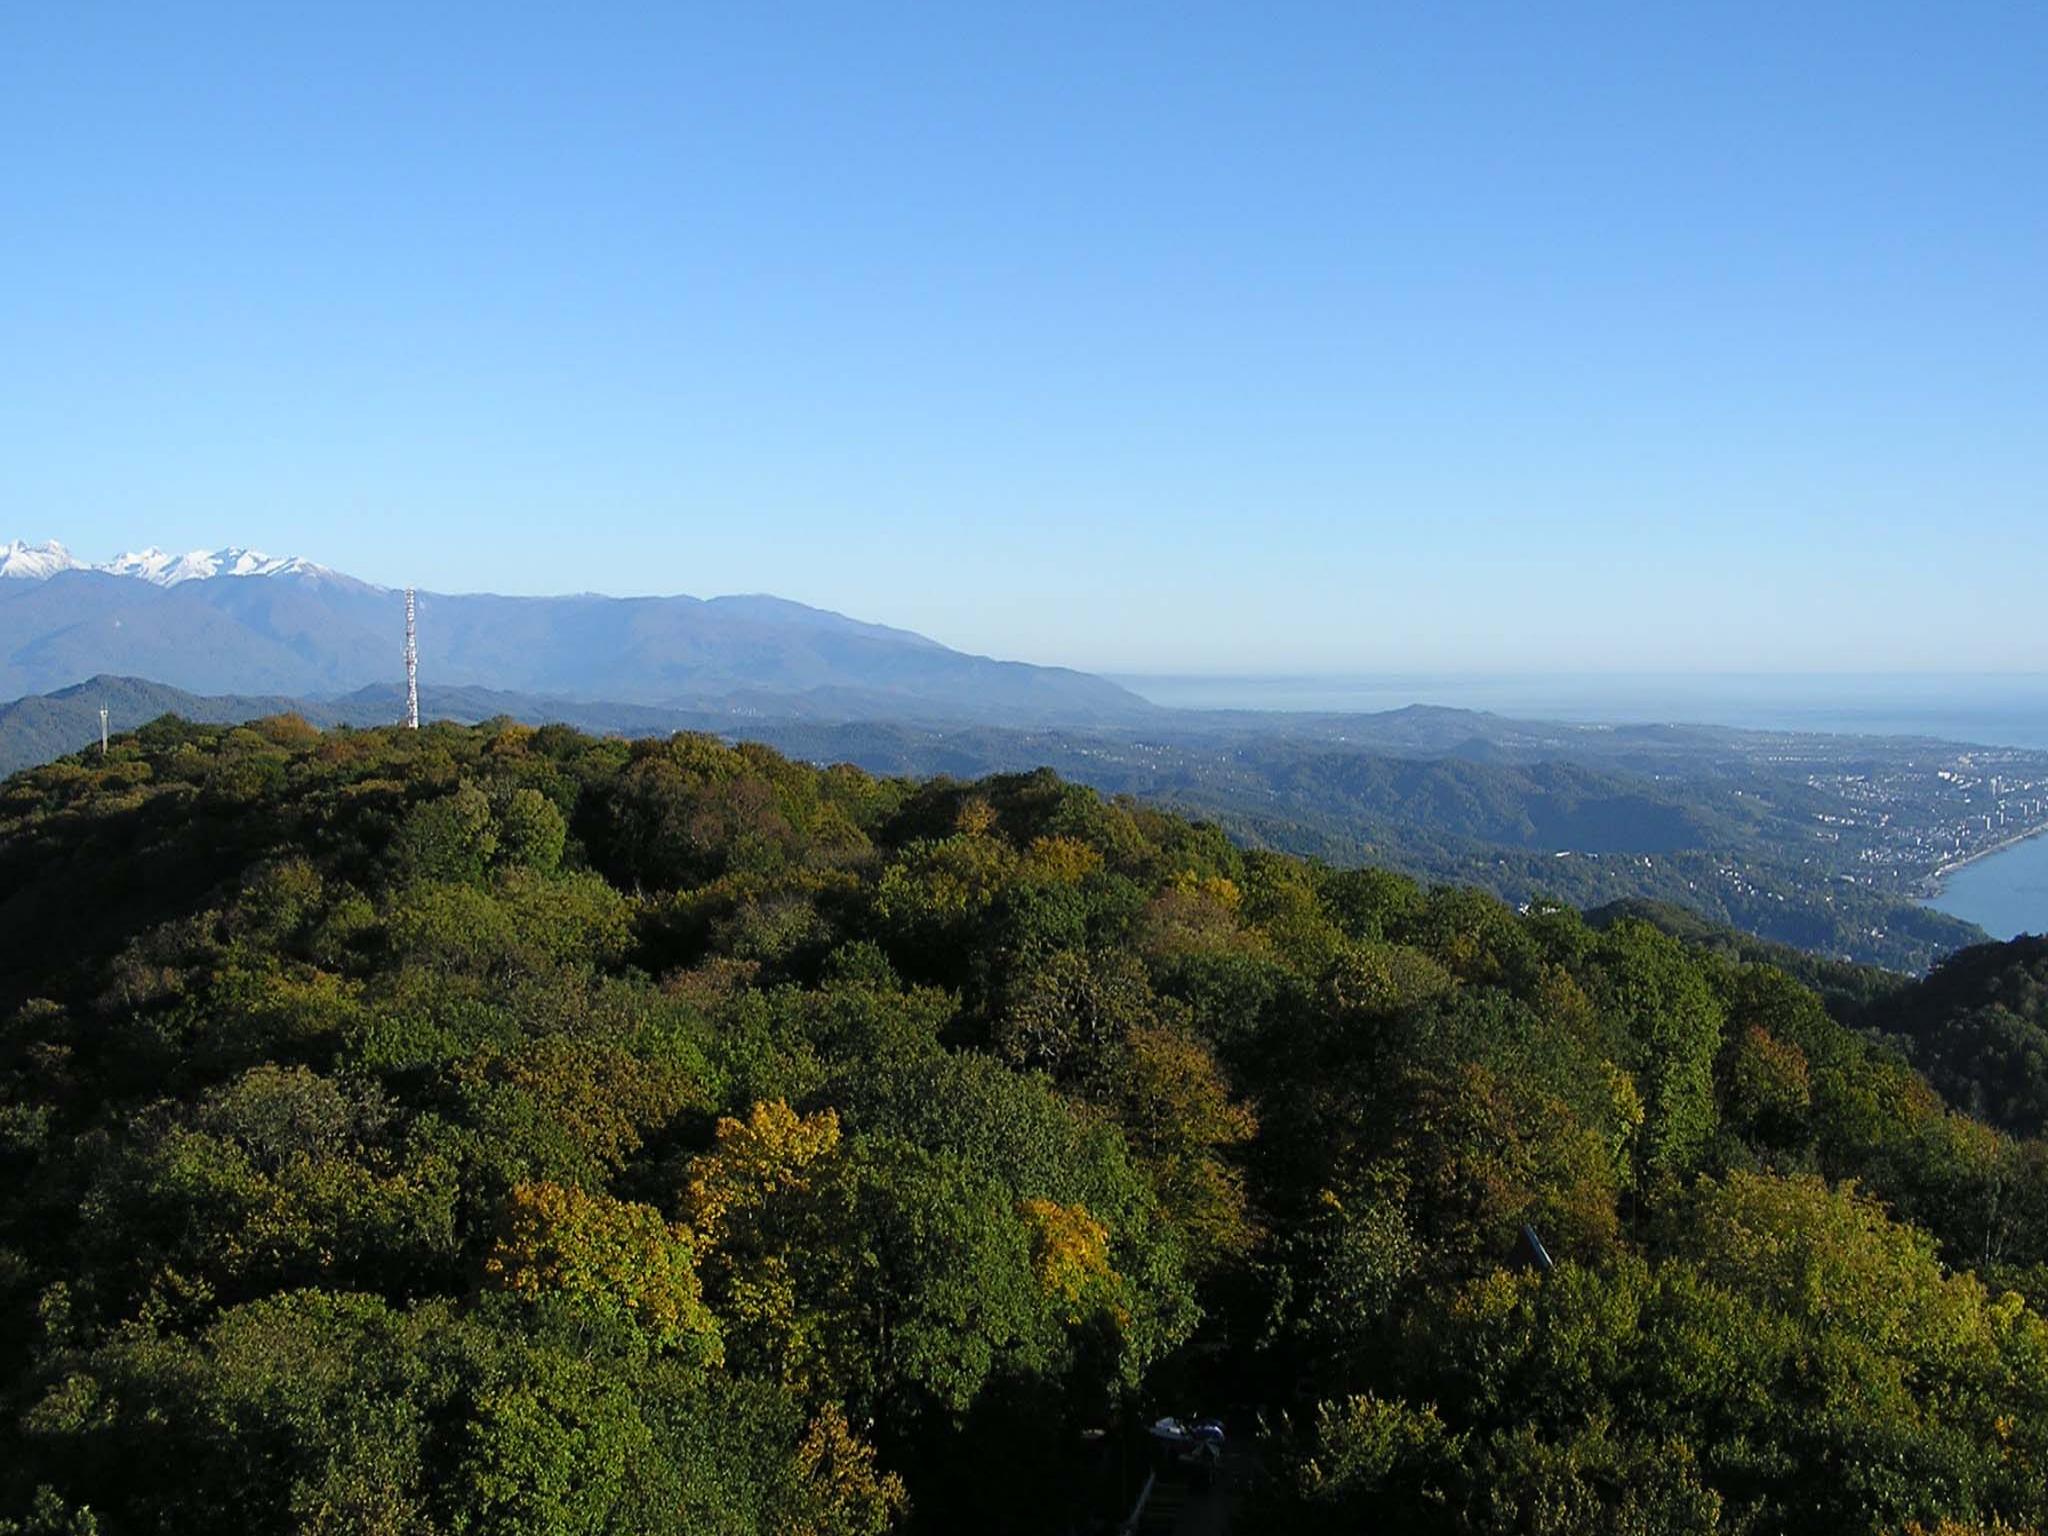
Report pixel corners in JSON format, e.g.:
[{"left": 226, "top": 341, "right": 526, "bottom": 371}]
[{"left": 1920, "top": 821, "right": 2048, "bottom": 900}]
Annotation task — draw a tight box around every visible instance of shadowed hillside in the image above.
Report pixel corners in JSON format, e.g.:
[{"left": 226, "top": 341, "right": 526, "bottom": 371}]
[{"left": 1863, "top": 935, "right": 2048, "bottom": 1137}]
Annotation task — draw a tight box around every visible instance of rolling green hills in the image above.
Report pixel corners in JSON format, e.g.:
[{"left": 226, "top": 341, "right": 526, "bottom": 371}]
[{"left": 0, "top": 680, "right": 1996, "bottom": 972}]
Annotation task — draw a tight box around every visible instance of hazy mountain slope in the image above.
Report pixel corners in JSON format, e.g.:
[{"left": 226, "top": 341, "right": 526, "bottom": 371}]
[
  {"left": 0, "top": 561, "right": 1151, "bottom": 724},
  {"left": 0, "top": 572, "right": 379, "bottom": 696}
]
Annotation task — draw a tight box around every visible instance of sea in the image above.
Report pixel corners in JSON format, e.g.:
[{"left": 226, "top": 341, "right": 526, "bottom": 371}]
[
  {"left": 1113, "top": 672, "right": 2048, "bottom": 940},
  {"left": 1925, "top": 835, "right": 2048, "bottom": 943}
]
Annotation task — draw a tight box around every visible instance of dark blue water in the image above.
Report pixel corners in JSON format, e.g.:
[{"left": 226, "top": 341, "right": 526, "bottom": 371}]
[{"left": 1926, "top": 834, "right": 2048, "bottom": 941}]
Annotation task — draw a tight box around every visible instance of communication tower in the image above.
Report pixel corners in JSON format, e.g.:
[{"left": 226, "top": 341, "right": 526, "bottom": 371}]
[
  {"left": 98, "top": 706, "right": 109, "bottom": 755},
  {"left": 404, "top": 587, "right": 420, "bottom": 730}
]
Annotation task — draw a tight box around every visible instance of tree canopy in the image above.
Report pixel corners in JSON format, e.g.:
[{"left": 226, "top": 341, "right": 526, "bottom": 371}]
[{"left": 1, "top": 717, "right": 2045, "bottom": 1534}]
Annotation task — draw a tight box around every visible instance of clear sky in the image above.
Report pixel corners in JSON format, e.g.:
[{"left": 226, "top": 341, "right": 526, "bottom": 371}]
[{"left": 2, "top": 2, "right": 2042, "bottom": 673}]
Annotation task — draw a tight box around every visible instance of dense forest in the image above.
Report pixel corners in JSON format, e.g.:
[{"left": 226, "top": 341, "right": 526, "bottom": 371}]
[{"left": 3, "top": 717, "right": 2048, "bottom": 1534}]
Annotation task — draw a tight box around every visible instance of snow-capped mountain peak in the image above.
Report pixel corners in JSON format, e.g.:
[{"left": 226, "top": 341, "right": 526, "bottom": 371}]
[
  {"left": 3, "top": 542, "right": 336, "bottom": 586},
  {"left": 97, "top": 548, "right": 205, "bottom": 584},
  {"left": 98, "top": 547, "right": 318, "bottom": 585},
  {"left": 0, "top": 539, "right": 86, "bottom": 580}
]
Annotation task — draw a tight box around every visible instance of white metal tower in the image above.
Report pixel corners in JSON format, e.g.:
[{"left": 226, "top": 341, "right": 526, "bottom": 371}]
[
  {"left": 404, "top": 587, "right": 420, "bottom": 730},
  {"left": 98, "top": 706, "right": 109, "bottom": 755}
]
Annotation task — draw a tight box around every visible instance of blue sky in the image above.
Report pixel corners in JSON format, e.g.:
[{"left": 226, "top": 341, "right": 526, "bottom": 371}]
[{"left": 1, "top": 3, "right": 2042, "bottom": 673}]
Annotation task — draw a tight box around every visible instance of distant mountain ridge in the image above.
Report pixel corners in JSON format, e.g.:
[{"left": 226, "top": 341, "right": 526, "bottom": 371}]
[{"left": 0, "top": 541, "right": 1151, "bottom": 725}]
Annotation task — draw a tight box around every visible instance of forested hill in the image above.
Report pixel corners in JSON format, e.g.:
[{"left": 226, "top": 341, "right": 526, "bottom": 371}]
[
  {"left": 1862, "top": 936, "right": 2048, "bottom": 1141},
  {"left": 1586, "top": 896, "right": 1914, "bottom": 1015},
  {"left": 5, "top": 719, "right": 2048, "bottom": 1533},
  {"left": 0, "top": 680, "right": 1990, "bottom": 973},
  {"left": 0, "top": 677, "right": 310, "bottom": 774}
]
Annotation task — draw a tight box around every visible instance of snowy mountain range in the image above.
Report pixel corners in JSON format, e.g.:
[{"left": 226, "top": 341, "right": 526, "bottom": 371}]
[
  {"left": 0, "top": 540, "right": 337, "bottom": 587},
  {"left": 0, "top": 538, "right": 1150, "bottom": 726}
]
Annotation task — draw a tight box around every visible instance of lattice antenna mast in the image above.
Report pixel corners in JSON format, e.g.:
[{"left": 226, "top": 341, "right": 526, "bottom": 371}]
[{"left": 403, "top": 587, "right": 420, "bottom": 730}]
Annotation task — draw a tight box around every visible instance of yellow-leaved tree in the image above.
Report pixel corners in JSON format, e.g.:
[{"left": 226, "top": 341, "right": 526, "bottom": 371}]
[
  {"left": 485, "top": 1181, "right": 721, "bottom": 1362},
  {"left": 679, "top": 1100, "right": 845, "bottom": 1390}
]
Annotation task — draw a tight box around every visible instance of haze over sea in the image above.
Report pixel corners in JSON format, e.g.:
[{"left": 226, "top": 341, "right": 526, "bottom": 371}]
[{"left": 1117, "top": 673, "right": 2048, "bottom": 752}]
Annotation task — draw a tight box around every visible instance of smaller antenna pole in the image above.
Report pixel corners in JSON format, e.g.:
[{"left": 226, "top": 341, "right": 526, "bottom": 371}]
[
  {"left": 98, "top": 706, "right": 109, "bottom": 755},
  {"left": 404, "top": 587, "right": 420, "bottom": 730}
]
